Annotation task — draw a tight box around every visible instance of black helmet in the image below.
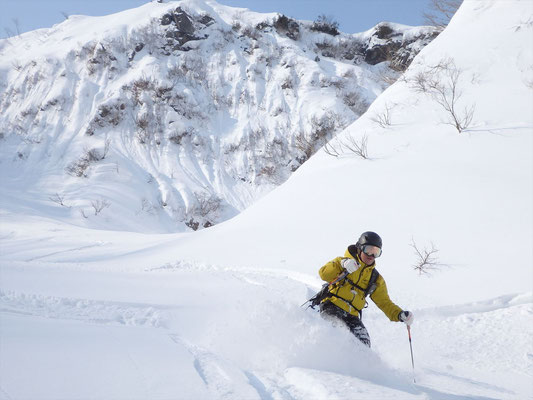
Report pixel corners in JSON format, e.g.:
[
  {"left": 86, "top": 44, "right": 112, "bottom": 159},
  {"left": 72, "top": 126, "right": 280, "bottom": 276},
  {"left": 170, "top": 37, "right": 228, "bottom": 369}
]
[{"left": 356, "top": 231, "right": 382, "bottom": 249}]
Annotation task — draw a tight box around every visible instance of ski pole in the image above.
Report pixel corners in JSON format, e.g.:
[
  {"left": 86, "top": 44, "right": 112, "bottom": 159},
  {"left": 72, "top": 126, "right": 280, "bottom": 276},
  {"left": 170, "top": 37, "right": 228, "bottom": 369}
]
[{"left": 407, "top": 325, "right": 416, "bottom": 383}]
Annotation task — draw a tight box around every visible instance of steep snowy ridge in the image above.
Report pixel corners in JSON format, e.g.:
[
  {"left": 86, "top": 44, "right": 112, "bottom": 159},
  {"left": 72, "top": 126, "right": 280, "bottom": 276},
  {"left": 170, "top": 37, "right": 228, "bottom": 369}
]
[
  {"left": 0, "top": 0, "right": 438, "bottom": 233},
  {"left": 0, "top": 0, "right": 532, "bottom": 399}
]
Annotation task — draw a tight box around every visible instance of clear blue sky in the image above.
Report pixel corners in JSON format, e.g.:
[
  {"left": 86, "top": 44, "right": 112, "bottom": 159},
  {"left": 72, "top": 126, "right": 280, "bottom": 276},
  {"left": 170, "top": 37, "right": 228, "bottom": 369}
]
[{"left": 1, "top": 0, "right": 433, "bottom": 37}]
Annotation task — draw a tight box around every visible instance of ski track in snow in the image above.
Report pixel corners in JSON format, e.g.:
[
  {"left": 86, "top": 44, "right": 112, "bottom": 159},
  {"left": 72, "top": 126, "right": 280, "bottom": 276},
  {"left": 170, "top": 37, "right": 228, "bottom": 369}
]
[
  {"left": 24, "top": 242, "right": 109, "bottom": 262},
  {"left": 0, "top": 290, "right": 171, "bottom": 328},
  {"left": 169, "top": 334, "right": 266, "bottom": 400},
  {"left": 415, "top": 292, "right": 532, "bottom": 318}
]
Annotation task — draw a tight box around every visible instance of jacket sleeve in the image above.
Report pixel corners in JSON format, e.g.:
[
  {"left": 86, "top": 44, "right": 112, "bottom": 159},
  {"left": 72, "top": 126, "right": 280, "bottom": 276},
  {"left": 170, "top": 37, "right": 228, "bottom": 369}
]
[
  {"left": 370, "top": 275, "right": 403, "bottom": 321},
  {"left": 319, "top": 257, "right": 344, "bottom": 283}
]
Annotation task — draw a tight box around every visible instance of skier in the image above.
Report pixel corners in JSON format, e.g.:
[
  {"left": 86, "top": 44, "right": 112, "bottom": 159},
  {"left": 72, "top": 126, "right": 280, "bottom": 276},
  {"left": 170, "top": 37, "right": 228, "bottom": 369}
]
[{"left": 318, "top": 231, "right": 413, "bottom": 347}]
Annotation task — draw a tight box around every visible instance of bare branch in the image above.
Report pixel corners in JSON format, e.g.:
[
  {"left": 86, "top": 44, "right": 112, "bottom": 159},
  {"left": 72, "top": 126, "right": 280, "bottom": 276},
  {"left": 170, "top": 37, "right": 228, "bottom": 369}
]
[
  {"left": 341, "top": 134, "right": 370, "bottom": 159},
  {"left": 323, "top": 134, "right": 371, "bottom": 160},
  {"left": 11, "top": 18, "right": 21, "bottom": 36},
  {"left": 408, "top": 58, "right": 475, "bottom": 132},
  {"left": 410, "top": 239, "right": 447, "bottom": 275},
  {"left": 370, "top": 103, "right": 393, "bottom": 128},
  {"left": 423, "top": 0, "right": 463, "bottom": 28},
  {"left": 323, "top": 138, "right": 342, "bottom": 158},
  {"left": 91, "top": 199, "right": 111, "bottom": 216},
  {"left": 49, "top": 193, "right": 69, "bottom": 207}
]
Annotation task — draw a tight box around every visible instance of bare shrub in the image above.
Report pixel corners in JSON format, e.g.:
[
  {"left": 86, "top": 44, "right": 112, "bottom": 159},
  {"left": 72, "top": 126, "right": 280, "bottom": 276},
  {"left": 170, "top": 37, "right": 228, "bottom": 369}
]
[
  {"left": 86, "top": 42, "right": 117, "bottom": 75},
  {"left": 86, "top": 148, "right": 103, "bottom": 163},
  {"left": 409, "top": 71, "right": 432, "bottom": 93},
  {"left": 294, "top": 134, "right": 315, "bottom": 160},
  {"left": 431, "top": 64, "right": 475, "bottom": 132},
  {"left": 330, "top": 78, "right": 345, "bottom": 90},
  {"left": 184, "top": 193, "right": 221, "bottom": 230},
  {"left": 411, "top": 59, "right": 475, "bottom": 133},
  {"left": 377, "top": 68, "right": 400, "bottom": 85},
  {"left": 4, "top": 18, "right": 21, "bottom": 38},
  {"left": 11, "top": 59, "right": 22, "bottom": 71},
  {"left": 324, "top": 133, "right": 370, "bottom": 160},
  {"left": 240, "top": 25, "right": 260, "bottom": 40},
  {"left": 133, "top": 19, "right": 161, "bottom": 55},
  {"left": 281, "top": 76, "right": 293, "bottom": 89},
  {"left": 135, "top": 114, "right": 149, "bottom": 130},
  {"left": 96, "top": 103, "right": 125, "bottom": 127},
  {"left": 341, "top": 134, "right": 370, "bottom": 159},
  {"left": 319, "top": 76, "right": 332, "bottom": 88},
  {"left": 154, "top": 84, "right": 173, "bottom": 101},
  {"left": 370, "top": 103, "right": 394, "bottom": 128},
  {"left": 323, "top": 139, "right": 342, "bottom": 158},
  {"left": 410, "top": 239, "right": 447, "bottom": 275},
  {"left": 168, "top": 93, "right": 205, "bottom": 120},
  {"left": 341, "top": 69, "right": 356, "bottom": 79},
  {"left": 65, "top": 156, "right": 90, "bottom": 177},
  {"left": 196, "top": 194, "right": 220, "bottom": 217},
  {"left": 310, "top": 112, "right": 340, "bottom": 141},
  {"left": 295, "top": 113, "right": 341, "bottom": 161},
  {"left": 167, "top": 64, "right": 184, "bottom": 82},
  {"left": 102, "top": 138, "right": 111, "bottom": 158},
  {"left": 231, "top": 19, "right": 242, "bottom": 32},
  {"left": 310, "top": 15, "right": 339, "bottom": 36},
  {"left": 273, "top": 15, "right": 300, "bottom": 40},
  {"left": 91, "top": 199, "right": 111, "bottom": 216},
  {"left": 135, "top": 114, "right": 151, "bottom": 143},
  {"left": 296, "top": 112, "right": 343, "bottom": 162},
  {"left": 131, "top": 76, "right": 155, "bottom": 104},
  {"left": 169, "top": 127, "right": 194, "bottom": 145},
  {"left": 423, "top": 0, "right": 463, "bottom": 28},
  {"left": 343, "top": 92, "right": 370, "bottom": 115},
  {"left": 49, "top": 193, "right": 69, "bottom": 207},
  {"left": 178, "top": 54, "right": 207, "bottom": 83},
  {"left": 140, "top": 198, "right": 157, "bottom": 215},
  {"left": 65, "top": 144, "right": 109, "bottom": 177}
]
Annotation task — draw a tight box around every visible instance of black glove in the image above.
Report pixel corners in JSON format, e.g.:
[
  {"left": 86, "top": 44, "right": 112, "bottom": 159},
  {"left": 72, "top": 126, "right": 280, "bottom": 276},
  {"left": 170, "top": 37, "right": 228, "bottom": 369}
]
[{"left": 399, "top": 311, "right": 414, "bottom": 326}]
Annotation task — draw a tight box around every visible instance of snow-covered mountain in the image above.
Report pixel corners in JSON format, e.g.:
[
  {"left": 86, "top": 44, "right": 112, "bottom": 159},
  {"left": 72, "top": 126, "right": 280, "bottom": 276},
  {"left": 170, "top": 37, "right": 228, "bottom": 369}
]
[
  {"left": 0, "top": 0, "right": 438, "bottom": 232},
  {"left": 1, "top": 0, "right": 532, "bottom": 399}
]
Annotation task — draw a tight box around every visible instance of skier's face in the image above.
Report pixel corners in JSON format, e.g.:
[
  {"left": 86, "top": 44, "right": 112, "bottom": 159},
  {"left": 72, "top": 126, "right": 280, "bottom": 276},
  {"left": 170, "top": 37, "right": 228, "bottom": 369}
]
[{"left": 360, "top": 250, "right": 376, "bottom": 265}]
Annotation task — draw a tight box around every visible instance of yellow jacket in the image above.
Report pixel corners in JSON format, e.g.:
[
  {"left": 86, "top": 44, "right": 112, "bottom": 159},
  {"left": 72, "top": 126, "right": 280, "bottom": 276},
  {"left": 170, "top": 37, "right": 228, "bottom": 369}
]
[{"left": 319, "top": 246, "right": 402, "bottom": 321}]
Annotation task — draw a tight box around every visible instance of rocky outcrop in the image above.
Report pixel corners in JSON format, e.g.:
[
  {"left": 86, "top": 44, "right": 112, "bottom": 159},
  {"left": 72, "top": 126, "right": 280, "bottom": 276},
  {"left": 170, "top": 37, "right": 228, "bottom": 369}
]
[
  {"left": 160, "top": 7, "right": 213, "bottom": 51},
  {"left": 363, "top": 23, "right": 440, "bottom": 71}
]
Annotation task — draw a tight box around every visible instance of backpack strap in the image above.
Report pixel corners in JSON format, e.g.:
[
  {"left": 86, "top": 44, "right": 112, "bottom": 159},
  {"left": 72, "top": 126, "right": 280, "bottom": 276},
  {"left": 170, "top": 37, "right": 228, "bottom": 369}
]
[
  {"left": 366, "top": 268, "right": 380, "bottom": 298},
  {"left": 344, "top": 267, "right": 380, "bottom": 298}
]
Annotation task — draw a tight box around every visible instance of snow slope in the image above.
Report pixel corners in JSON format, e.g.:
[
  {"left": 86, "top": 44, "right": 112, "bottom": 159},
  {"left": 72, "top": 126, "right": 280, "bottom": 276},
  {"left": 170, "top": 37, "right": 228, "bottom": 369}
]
[
  {"left": 1, "top": 0, "right": 532, "bottom": 399},
  {"left": 0, "top": 0, "right": 437, "bottom": 233}
]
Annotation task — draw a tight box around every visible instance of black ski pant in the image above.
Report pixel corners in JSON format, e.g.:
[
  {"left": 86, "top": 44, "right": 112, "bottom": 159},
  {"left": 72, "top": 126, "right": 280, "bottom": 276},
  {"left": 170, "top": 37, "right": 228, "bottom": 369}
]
[{"left": 320, "top": 301, "right": 371, "bottom": 347}]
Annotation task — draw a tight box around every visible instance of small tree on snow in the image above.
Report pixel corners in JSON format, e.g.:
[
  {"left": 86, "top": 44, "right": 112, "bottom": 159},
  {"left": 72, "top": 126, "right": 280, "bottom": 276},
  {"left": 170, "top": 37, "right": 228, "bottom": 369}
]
[
  {"left": 410, "top": 239, "right": 447, "bottom": 275},
  {"left": 429, "top": 61, "right": 475, "bottom": 133},
  {"left": 91, "top": 199, "right": 111, "bottom": 216},
  {"left": 324, "top": 133, "right": 371, "bottom": 160},
  {"left": 410, "top": 58, "right": 475, "bottom": 133},
  {"left": 49, "top": 193, "right": 69, "bottom": 207},
  {"left": 370, "top": 103, "right": 394, "bottom": 128}
]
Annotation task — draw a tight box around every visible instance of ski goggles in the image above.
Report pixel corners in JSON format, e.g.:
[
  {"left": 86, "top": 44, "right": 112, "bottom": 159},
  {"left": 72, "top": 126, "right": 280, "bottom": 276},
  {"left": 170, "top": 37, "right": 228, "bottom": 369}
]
[{"left": 362, "top": 245, "right": 382, "bottom": 258}]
